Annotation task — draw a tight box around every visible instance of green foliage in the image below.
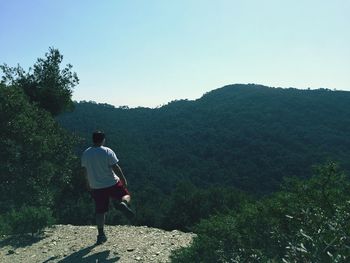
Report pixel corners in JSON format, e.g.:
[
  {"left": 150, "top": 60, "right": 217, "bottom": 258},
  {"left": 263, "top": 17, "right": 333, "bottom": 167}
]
[
  {"left": 132, "top": 185, "right": 166, "bottom": 227},
  {"left": 171, "top": 162, "right": 350, "bottom": 262},
  {"left": 55, "top": 85, "right": 350, "bottom": 233},
  {"left": 282, "top": 203, "right": 350, "bottom": 262},
  {"left": 1, "top": 47, "right": 79, "bottom": 116},
  {"left": 0, "top": 84, "right": 78, "bottom": 212},
  {"left": 56, "top": 194, "right": 95, "bottom": 225},
  {"left": 2, "top": 50, "right": 350, "bottom": 263},
  {"left": 161, "top": 181, "right": 249, "bottom": 231},
  {"left": 0, "top": 50, "right": 79, "bottom": 234},
  {"left": 53, "top": 168, "right": 94, "bottom": 225},
  {"left": 58, "top": 85, "right": 350, "bottom": 194},
  {"left": 0, "top": 206, "right": 55, "bottom": 236}
]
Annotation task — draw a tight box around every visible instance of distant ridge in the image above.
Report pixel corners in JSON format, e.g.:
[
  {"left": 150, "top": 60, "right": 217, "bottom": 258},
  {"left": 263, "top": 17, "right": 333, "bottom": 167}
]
[{"left": 59, "top": 84, "right": 350, "bottom": 194}]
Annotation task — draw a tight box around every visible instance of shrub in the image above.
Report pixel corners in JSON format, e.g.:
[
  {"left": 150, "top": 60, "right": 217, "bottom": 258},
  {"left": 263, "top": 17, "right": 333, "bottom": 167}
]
[
  {"left": 0, "top": 206, "right": 55, "bottom": 236},
  {"left": 171, "top": 162, "right": 350, "bottom": 262}
]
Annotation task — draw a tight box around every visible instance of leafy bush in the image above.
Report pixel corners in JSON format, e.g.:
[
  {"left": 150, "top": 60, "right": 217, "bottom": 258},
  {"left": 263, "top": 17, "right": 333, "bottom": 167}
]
[
  {"left": 0, "top": 206, "right": 55, "bottom": 236},
  {"left": 171, "top": 162, "right": 350, "bottom": 262}
]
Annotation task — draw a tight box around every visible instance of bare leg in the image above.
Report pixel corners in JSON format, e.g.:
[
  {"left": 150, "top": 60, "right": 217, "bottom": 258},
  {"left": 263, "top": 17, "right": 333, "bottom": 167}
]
[
  {"left": 96, "top": 213, "right": 105, "bottom": 228},
  {"left": 96, "top": 213, "right": 105, "bottom": 234},
  {"left": 95, "top": 213, "right": 107, "bottom": 244}
]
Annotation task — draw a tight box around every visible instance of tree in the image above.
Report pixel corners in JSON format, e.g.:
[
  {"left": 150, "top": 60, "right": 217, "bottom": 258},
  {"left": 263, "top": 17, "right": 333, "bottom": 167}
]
[
  {"left": 0, "top": 84, "right": 78, "bottom": 211},
  {"left": 1, "top": 47, "right": 79, "bottom": 116},
  {"left": 0, "top": 48, "right": 80, "bottom": 234}
]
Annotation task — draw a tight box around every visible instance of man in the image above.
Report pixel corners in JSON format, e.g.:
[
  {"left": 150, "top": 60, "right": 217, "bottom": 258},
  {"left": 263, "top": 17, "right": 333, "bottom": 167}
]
[{"left": 81, "top": 131, "right": 134, "bottom": 245}]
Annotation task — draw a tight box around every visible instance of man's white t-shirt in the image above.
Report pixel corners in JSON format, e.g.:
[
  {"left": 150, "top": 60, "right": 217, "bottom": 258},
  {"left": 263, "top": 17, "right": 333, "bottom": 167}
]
[{"left": 81, "top": 146, "right": 120, "bottom": 189}]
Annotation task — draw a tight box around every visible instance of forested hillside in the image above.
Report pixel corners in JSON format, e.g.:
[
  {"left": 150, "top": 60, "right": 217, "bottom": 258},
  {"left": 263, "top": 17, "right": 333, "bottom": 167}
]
[
  {"left": 58, "top": 84, "right": 350, "bottom": 194},
  {"left": 1, "top": 49, "right": 350, "bottom": 262}
]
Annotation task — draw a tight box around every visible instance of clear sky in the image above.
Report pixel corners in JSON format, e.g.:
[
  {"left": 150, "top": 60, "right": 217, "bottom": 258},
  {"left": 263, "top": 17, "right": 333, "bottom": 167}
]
[{"left": 1, "top": 0, "right": 349, "bottom": 108}]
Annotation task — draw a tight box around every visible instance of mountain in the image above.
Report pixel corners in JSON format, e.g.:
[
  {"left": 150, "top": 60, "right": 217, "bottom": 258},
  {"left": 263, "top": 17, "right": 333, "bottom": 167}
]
[{"left": 58, "top": 84, "right": 350, "bottom": 194}]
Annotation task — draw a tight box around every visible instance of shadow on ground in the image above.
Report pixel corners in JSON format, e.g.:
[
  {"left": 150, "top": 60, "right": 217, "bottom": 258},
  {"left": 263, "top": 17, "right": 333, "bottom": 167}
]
[
  {"left": 56, "top": 244, "right": 120, "bottom": 263},
  {"left": 0, "top": 234, "right": 45, "bottom": 249}
]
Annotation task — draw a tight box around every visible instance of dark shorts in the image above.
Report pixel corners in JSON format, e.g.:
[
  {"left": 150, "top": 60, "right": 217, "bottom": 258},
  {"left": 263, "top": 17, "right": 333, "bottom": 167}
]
[{"left": 91, "top": 181, "right": 130, "bottom": 213}]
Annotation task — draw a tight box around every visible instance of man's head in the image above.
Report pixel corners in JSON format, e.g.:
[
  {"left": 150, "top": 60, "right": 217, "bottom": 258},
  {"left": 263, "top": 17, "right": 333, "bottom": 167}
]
[{"left": 92, "top": 131, "right": 105, "bottom": 146}]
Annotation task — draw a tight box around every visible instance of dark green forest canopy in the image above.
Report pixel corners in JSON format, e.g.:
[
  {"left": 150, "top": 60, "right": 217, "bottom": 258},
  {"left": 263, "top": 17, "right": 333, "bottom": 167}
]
[{"left": 58, "top": 84, "right": 350, "bottom": 194}]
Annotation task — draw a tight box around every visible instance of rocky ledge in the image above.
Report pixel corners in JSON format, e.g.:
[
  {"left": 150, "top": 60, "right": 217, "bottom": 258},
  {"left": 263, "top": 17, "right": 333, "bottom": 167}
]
[{"left": 0, "top": 225, "right": 195, "bottom": 262}]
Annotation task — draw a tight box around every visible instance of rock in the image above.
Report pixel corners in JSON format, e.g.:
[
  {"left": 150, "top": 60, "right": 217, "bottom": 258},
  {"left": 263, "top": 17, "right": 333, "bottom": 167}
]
[
  {"left": 127, "top": 248, "right": 135, "bottom": 252},
  {"left": 8, "top": 250, "right": 15, "bottom": 255}
]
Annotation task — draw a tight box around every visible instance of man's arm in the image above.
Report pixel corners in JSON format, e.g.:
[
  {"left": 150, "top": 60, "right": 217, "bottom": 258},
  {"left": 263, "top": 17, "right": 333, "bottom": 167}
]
[{"left": 112, "top": 164, "right": 128, "bottom": 187}]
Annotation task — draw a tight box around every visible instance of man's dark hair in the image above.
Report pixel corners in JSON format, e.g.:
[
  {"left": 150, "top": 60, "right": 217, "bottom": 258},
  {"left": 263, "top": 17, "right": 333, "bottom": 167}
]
[{"left": 93, "top": 131, "right": 105, "bottom": 144}]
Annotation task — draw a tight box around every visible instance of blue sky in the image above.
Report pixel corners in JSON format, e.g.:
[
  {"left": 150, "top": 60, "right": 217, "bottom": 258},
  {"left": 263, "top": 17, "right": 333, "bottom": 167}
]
[{"left": 1, "top": 0, "right": 349, "bottom": 107}]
